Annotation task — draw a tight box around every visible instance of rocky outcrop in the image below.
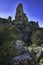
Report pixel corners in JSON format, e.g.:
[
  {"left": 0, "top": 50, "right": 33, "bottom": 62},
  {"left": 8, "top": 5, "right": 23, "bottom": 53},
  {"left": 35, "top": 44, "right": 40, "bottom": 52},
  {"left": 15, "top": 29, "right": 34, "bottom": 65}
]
[
  {"left": 12, "top": 53, "right": 34, "bottom": 65},
  {"left": 13, "top": 3, "right": 39, "bottom": 45},
  {"left": 0, "top": 3, "right": 41, "bottom": 45},
  {"left": 15, "top": 3, "right": 28, "bottom": 24},
  {"left": 11, "top": 40, "right": 37, "bottom": 65}
]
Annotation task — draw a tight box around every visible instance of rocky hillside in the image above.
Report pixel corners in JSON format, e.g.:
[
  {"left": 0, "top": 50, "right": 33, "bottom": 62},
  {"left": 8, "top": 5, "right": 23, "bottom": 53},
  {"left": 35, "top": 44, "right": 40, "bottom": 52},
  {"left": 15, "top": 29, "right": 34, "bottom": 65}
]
[{"left": 0, "top": 3, "right": 43, "bottom": 65}]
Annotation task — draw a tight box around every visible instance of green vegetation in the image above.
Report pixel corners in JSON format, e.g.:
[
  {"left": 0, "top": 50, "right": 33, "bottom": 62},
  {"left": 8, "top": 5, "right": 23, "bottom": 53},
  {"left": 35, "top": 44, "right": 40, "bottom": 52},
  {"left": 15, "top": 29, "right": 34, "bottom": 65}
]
[
  {"left": 0, "top": 25, "right": 20, "bottom": 65},
  {"left": 31, "top": 30, "right": 43, "bottom": 46}
]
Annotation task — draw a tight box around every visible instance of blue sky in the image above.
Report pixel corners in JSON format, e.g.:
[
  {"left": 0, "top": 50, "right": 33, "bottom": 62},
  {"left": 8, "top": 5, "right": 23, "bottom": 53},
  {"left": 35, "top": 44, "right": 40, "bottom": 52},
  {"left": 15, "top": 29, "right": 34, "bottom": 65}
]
[{"left": 0, "top": 0, "right": 43, "bottom": 27}]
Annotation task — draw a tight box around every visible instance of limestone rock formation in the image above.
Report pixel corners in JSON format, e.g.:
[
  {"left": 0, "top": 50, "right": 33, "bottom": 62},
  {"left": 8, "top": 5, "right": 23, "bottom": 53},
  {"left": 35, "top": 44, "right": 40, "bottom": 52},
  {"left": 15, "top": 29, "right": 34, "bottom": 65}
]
[
  {"left": 15, "top": 3, "right": 23, "bottom": 21},
  {"left": 0, "top": 3, "right": 40, "bottom": 46},
  {"left": 15, "top": 3, "right": 28, "bottom": 24},
  {"left": 12, "top": 53, "right": 35, "bottom": 65}
]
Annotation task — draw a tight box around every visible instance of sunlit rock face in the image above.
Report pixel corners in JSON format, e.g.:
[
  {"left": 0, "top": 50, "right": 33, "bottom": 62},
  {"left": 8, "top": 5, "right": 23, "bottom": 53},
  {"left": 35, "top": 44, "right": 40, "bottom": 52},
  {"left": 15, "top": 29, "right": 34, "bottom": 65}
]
[
  {"left": 38, "top": 51, "right": 43, "bottom": 65},
  {"left": 39, "top": 59, "right": 43, "bottom": 65}
]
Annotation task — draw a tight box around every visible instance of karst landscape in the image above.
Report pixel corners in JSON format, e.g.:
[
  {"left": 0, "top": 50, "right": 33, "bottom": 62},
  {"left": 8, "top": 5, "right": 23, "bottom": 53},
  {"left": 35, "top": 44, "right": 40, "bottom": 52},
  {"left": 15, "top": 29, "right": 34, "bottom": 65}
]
[{"left": 0, "top": 3, "right": 43, "bottom": 65}]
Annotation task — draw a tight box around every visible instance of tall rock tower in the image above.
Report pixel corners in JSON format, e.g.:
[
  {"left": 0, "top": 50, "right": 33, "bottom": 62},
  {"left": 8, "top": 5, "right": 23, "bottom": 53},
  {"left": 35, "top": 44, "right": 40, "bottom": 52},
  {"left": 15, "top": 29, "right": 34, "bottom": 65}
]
[
  {"left": 15, "top": 3, "right": 28, "bottom": 24},
  {"left": 15, "top": 3, "right": 23, "bottom": 21}
]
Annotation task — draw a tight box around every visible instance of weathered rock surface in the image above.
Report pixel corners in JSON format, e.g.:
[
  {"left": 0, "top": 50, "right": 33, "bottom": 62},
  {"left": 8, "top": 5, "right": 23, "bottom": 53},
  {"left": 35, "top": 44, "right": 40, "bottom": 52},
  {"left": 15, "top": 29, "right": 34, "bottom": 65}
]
[
  {"left": 11, "top": 40, "right": 37, "bottom": 65},
  {"left": 15, "top": 3, "right": 28, "bottom": 24},
  {"left": 12, "top": 53, "right": 35, "bottom": 65}
]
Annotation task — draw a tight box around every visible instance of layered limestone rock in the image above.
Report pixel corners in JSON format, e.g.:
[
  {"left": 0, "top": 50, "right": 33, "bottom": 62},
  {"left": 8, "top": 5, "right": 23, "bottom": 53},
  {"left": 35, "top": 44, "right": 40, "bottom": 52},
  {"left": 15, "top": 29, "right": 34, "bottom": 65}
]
[
  {"left": 15, "top": 3, "right": 28, "bottom": 24},
  {"left": 15, "top": 3, "right": 23, "bottom": 21}
]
